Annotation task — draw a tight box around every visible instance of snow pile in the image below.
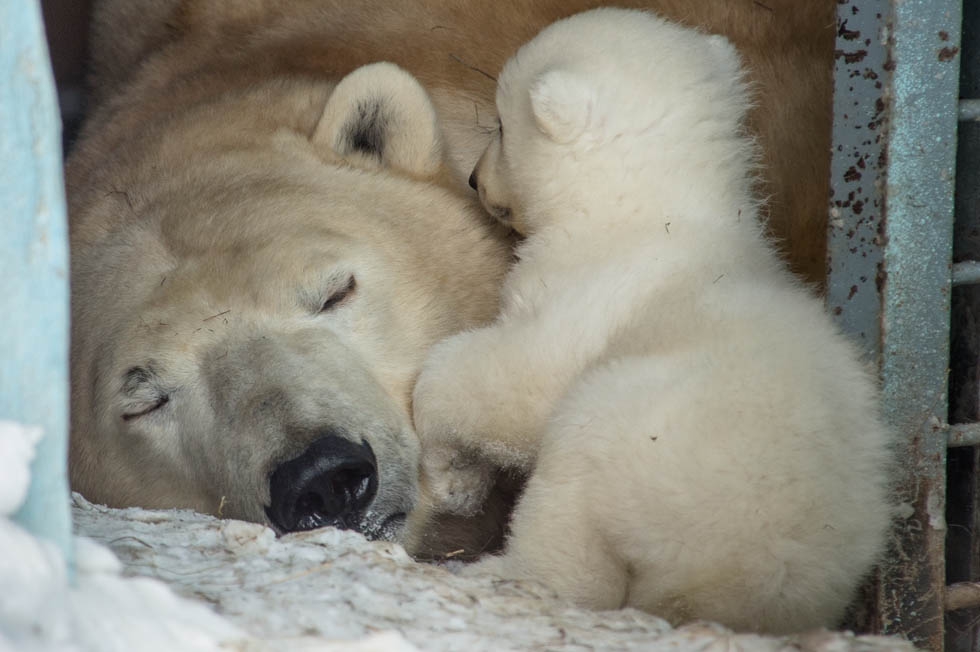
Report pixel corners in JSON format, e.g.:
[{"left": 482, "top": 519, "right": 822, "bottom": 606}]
[
  {"left": 73, "top": 503, "right": 918, "bottom": 651},
  {"left": 2, "top": 419, "right": 917, "bottom": 651},
  {"left": 0, "top": 422, "right": 41, "bottom": 515},
  {"left": 0, "top": 421, "right": 414, "bottom": 652}
]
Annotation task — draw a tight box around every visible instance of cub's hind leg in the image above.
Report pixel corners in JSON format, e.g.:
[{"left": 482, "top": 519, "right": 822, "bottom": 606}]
[{"left": 466, "top": 465, "right": 630, "bottom": 611}]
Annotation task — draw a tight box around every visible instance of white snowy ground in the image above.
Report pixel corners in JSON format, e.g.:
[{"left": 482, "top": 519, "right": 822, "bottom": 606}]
[{"left": 3, "top": 422, "right": 917, "bottom": 652}]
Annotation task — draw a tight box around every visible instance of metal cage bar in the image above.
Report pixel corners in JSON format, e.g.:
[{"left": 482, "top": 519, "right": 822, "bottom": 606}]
[
  {"left": 945, "top": 3, "right": 980, "bottom": 647},
  {"left": 953, "top": 261, "right": 980, "bottom": 286},
  {"left": 877, "top": 0, "right": 961, "bottom": 636},
  {"left": 960, "top": 99, "right": 980, "bottom": 121},
  {"left": 827, "top": 0, "right": 888, "bottom": 358},
  {"left": 949, "top": 423, "right": 980, "bottom": 448},
  {"left": 828, "top": 0, "right": 963, "bottom": 649}
]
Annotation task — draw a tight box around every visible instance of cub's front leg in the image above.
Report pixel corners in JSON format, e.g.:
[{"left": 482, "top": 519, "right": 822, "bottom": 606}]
[{"left": 412, "top": 318, "right": 572, "bottom": 516}]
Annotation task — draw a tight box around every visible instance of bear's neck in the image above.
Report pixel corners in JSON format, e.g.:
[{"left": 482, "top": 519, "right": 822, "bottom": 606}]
[
  {"left": 528, "top": 157, "right": 761, "bottom": 247},
  {"left": 529, "top": 130, "right": 760, "bottom": 233},
  {"left": 517, "top": 144, "right": 791, "bottom": 284}
]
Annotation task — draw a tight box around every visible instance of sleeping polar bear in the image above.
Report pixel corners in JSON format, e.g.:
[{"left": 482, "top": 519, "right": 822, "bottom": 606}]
[{"left": 411, "top": 9, "right": 894, "bottom": 633}]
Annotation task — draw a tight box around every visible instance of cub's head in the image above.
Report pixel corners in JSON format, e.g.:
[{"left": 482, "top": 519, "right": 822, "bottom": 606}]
[
  {"left": 68, "top": 61, "right": 506, "bottom": 544},
  {"left": 470, "top": 8, "right": 750, "bottom": 235}
]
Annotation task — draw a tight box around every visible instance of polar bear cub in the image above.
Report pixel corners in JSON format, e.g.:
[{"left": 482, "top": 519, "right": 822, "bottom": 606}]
[{"left": 411, "top": 8, "right": 894, "bottom": 634}]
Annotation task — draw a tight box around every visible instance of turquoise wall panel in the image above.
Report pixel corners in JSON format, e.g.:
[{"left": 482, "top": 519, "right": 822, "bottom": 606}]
[{"left": 0, "top": 1, "right": 73, "bottom": 565}]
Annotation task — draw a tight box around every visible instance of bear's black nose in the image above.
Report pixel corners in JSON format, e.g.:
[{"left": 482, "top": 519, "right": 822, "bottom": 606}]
[
  {"left": 266, "top": 435, "right": 378, "bottom": 532},
  {"left": 468, "top": 170, "right": 478, "bottom": 190}
]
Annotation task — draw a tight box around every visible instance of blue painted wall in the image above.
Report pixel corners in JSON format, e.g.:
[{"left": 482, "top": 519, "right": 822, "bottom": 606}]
[{"left": 0, "top": 1, "right": 73, "bottom": 565}]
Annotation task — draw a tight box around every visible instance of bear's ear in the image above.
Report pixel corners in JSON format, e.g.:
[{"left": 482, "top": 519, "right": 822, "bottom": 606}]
[
  {"left": 312, "top": 62, "right": 443, "bottom": 177},
  {"left": 528, "top": 70, "right": 594, "bottom": 144},
  {"left": 705, "top": 35, "right": 741, "bottom": 78}
]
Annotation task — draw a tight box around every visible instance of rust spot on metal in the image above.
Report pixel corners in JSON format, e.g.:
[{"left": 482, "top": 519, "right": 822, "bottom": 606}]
[
  {"left": 848, "top": 285, "right": 858, "bottom": 300},
  {"left": 883, "top": 459, "right": 947, "bottom": 648},
  {"left": 939, "top": 31, "right": 949, "bottom": 42},
  {"left": 844, "top": 166, "right": 862, "bottom": 183},
  {"left": 833, "top": 306, "right": 843, "bottom": 316},
  {"left": 938, "top": 46, "right": 959, "bottom": 62},
  {"left": 836, "top": 49, "right": 869, "bottom": 64},
  {"left": 838, "top": 20, "right": 860, "bottom": 41}
]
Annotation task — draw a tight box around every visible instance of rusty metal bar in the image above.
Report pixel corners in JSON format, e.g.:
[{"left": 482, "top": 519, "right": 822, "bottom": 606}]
[
  {"left": 827, "top": 0, "right": 889, "bottom": 360},
  {"left": 874, "top": 0, "right": 961, "bottom": 648},
  {"left": 948, "top": 423, "right": 980, "bottom": 448},
  {"left": 828, "top": 0, "right": 962, "bottom": 649},
  {"left": 945, "top": 582, "right": 980, "bottom": 612}
]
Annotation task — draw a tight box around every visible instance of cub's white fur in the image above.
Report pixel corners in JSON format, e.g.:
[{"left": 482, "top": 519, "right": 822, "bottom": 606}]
[{"left": 412, "top": 8, "right": 894, "bottom": 634}]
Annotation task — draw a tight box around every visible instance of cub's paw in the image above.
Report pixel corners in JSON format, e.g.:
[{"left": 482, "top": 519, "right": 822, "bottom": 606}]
[
  {"left": 458, "top": 553, "right": 510, "bottom": 579},
  {"left": 412, "top": 333, "right": 481, "bottom": 436},
  {"left": 421, "top": 444, "right": 495, "bottom": 517}
]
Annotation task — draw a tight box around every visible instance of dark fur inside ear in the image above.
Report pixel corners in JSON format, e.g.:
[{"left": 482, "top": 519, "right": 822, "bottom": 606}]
[
  {"left": 312, "top": 62, "right": 443, "bottom": 177},
  {"left": 342, "top": 101, "right": 387, "bottom": 161}
]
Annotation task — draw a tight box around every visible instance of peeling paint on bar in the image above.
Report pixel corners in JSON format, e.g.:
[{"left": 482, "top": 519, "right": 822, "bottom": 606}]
[
  {"left": 828, "top": 0, "right": 961, "bottom": 648},
  {"left": 827, "top": 0, "right": 889, "bottom": 361}
]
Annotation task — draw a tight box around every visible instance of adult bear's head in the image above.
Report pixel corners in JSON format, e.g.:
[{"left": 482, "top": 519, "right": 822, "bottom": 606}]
[{"left": 67, "top": 59, "right": 508, "bottom": 544}]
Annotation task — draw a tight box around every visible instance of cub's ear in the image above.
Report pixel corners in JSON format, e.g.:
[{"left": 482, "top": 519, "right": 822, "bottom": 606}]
[
  {"left": 528, "top": 70, "right": 594, "bottom": 144},
  {"left": 706, "top": 34, "right": 742, "bottom": 78},
  {"left": 312, "top": 62, "right": 443, "bottom": 177}
]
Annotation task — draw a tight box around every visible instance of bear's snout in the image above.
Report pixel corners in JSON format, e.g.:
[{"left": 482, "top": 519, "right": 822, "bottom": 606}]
[{"left": 265, "top": 434, "right": 378, "bottom": 534}]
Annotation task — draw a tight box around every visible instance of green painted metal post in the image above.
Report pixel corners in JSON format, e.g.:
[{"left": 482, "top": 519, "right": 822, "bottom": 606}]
[
  {"left": 829, "top": 0, "right": 963, "bottom": 648},
  {"left": 876, "top": 1, "right": 961, "bottom": 647}
]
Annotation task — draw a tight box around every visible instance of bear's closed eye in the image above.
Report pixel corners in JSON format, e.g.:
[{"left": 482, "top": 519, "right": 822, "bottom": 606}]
[
  {"left": 122, "top": 395, "right": 169, "bottom": 421},
  {"left": 320, "top": 275, "right": 357, "bottom": 313},
  {"left": 121, "top": 366, "right": 170, "bottom": 420}
]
